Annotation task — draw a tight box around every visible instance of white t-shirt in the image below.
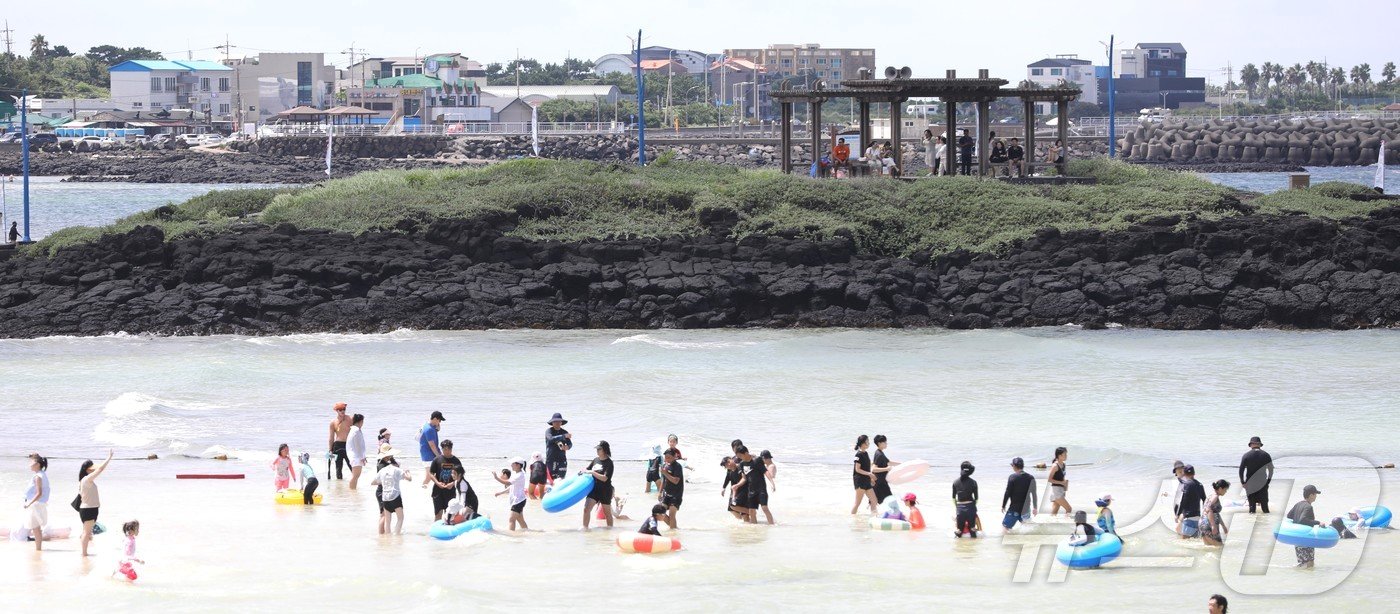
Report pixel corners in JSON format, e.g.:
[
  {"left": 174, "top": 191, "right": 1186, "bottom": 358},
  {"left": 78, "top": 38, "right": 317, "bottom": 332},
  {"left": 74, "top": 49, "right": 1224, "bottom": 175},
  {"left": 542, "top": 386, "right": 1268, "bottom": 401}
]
[
  {"left": 509, "top": 470, "right": 527, "bottom": 505},
  {"left": 377, "top": 465, "right": 404, "bottom": 501},
  {"left": 347, "top": 426, "right": 367, "bottom": 466}
]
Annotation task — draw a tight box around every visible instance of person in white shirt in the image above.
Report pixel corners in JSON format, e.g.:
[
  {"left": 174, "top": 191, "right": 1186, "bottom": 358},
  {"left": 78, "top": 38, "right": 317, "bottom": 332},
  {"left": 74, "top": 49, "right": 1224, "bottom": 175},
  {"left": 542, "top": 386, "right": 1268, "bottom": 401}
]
[
  {"left": 492, "top": 457, "right": 529, "bottom": 531},
  {"left": 347, "top": 414, "right": 367, "bottom": 489},
  {"left": 371, "top": 444, "right": 411, "bottom": 535},
  {"left": 864, "top": 143, "right": 883, "bottom": 176}
]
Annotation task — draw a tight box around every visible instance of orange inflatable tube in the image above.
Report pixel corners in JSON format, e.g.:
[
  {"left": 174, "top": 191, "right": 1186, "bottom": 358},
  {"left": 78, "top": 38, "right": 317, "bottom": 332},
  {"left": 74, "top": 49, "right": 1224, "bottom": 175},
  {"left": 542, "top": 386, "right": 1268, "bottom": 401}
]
[{"left": 616, "top": 533, "right": 682, "bottom": 554}]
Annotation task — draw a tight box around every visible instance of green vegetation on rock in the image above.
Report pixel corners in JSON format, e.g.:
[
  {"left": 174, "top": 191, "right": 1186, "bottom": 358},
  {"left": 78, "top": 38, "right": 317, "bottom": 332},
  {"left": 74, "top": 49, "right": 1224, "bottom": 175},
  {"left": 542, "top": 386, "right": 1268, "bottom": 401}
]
[{"left": 26, "top": 159, "right": 1389, "bottom": 258}]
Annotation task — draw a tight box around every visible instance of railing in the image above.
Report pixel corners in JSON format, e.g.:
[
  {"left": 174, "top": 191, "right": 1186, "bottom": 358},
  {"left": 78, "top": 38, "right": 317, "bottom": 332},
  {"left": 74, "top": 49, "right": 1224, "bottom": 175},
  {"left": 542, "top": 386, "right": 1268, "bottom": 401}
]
[{"left": 256, "top": 122, "right": 630, "bottom": 138}]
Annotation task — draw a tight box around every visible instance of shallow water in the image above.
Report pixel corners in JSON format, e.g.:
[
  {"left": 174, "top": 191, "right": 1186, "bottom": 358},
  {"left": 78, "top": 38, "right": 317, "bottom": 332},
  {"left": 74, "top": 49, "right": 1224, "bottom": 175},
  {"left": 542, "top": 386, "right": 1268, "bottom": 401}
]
[
  {"left": 0, "top": 178, "right": 281, "bottom": 240},
  {"left": 0, "top": 328, "right": 1396, "bottom": 611},
  {"left": 1202, "top": 165, "right": 1396, "bottom": 193}
]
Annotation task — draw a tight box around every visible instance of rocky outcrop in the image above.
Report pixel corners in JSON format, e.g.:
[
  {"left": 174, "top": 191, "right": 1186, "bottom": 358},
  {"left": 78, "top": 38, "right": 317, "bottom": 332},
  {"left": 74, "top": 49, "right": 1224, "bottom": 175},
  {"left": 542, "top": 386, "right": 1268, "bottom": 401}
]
[
  {"left": 2, "top": 206, "right": 1400, "bottom": 338},
  {"left": 229, "top": 135, "right": 454, "bottom": 158},
  {"left": 1122, "top": 118, "right": 1400, "bottom": 166},
  {"left": 0, "top": 150, "right": 465, "bottom": 184}
]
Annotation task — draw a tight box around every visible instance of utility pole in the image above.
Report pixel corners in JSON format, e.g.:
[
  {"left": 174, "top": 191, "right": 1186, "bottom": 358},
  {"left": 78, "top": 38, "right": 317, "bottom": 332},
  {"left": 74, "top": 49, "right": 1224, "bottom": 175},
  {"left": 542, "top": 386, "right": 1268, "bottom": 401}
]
[
  {"left": 1107, "top": 35, "right": 1116, "bottom": 158},
  {"left": 1, "top": 20, "right": 14, "bottom": 56},
  {"left": 216, "top": 35, "right": 240, "bottom": 127},
  {"left": 635, "top": 29, "right": 646, "bottom": 165}
]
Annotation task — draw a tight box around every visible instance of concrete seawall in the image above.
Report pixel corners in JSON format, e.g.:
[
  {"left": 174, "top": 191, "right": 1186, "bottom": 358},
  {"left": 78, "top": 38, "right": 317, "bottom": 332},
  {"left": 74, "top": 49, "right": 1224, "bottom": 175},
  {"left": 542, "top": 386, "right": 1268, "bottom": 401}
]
[{"left": 1121, "top": 118, "right": 1400, "bottom": 166}]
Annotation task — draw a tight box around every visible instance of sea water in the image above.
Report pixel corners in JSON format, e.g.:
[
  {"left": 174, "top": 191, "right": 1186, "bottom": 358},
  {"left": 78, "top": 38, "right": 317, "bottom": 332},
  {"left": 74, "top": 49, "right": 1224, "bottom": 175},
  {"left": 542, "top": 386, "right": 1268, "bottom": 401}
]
[
  {"left": 1202, "top": 165, "right": 1397, "bottom": 194},
  {"left": 0, "top": 178, "right": 283, "bottom": 240},
  {"left": 0, "top": 328, "right": 1395, "bottom": 611}
]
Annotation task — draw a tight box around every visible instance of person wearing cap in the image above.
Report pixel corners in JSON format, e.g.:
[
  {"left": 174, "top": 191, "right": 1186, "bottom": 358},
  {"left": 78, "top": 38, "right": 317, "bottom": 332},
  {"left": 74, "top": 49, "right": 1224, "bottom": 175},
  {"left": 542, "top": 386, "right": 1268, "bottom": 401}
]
[
  {"left": 1287, "top": 485, "right": 1324, "bottom": 567},
  {"left": 428, "top": 440, "right": 464, "bottom": 521},
  {"left": 327, "top": 403, "right": 352, "bottom": 481},
  {"left": 1001, "top": 457, "right": 1038, "bottom": 530},
  {"left": 952, "top": 460, "right": 981, "bottom": 538},
  {"left": 418, "top": 411, "right": 445, "bottom": 487},
  {"left": 1094, "top": 494, "right": 1116, "bottom": 535},
  {"left": 544, "top": 413, "right": 573, "bottom": 482},
  {"left": 659, "top": 447, "right": 684, "bottom": 529},
  {"left": 1239, "top": 436, "right": 1274, "bottom": 514},
  {"left": 492, "top": 457, "right": 529, "bottom": 531},
  {"left": 582, "top": 441, "right": 615, "bottom": 529},
  {"left": 527, "top": 452, "right": 548, "bottom": 500},
  {"left": 640, "top": 503, "right": 669, "bottom": 536},
  {"left": 1176, "top": 465, "right": 1207, "bottom": 538},
  {"left": 903, "top": 493, "right": 926, "bottom": 530},
  {"left": 347, "top": 413, "right": 367, "bottom": 489},
  {"left": 1170, "top": 460, "right": 1186, "bottom": 517},
  {"left": 371, "top": 443, "right": 411, "bottom": 535}
]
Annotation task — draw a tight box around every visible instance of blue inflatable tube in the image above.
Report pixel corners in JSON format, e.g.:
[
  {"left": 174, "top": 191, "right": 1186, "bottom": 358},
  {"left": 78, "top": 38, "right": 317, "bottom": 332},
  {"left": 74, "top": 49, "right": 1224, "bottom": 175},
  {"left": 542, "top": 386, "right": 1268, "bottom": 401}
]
[
  {"left": 542, "top": 473, "right": 595, "bottom": 513},
  {"left": 1055, "top": 533, "right": 1122, "bottom": 569},
  {"left": 1342, "top": 505, "right": 1392, "bottom": 530},
  {"left": 1274, "top": 521, "right": 1340, "bottom": 548},
  {"left": 428, "top": 515, "right": 492, "bottom": 541}
]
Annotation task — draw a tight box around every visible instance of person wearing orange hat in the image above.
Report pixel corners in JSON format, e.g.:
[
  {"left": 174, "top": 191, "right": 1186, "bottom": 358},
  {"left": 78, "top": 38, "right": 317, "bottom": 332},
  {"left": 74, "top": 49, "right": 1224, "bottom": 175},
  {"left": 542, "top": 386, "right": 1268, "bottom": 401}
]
[{"left": 327, "top": 403, "right": 351, "bottom": 480}]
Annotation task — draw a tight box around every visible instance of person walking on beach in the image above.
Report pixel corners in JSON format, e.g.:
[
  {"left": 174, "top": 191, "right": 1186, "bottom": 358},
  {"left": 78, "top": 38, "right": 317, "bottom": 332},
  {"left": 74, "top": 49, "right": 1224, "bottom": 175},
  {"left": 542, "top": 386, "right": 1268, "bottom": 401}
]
[
  {"left": 327, "top": 403, "right": 351, "bottom": 480},
  {"left": 22, "top": 453, "right": 50, "bottom": 551},
  {"left": 582, "top": 441, "right": 615, "bottom": 530},
  {"left": 1047, "top": 447, "right": 1071, "bottom": 516},
  {"left": 1176, "top": 465, "right": 1207, "bottom": 538},
  {"left": 77, "top": 449, "right": 113, "bottom": 556},
  {"left": 1201, "top": 479, "right": 1230, "bottom": 546},
  {"left": 659, "top": 447, "right": 684, "bottom": 528},
  {"left": 1239, "top": 436, "right": 1274, "bottom": 514},
  {"left": 492, "top": 458, "right": 529, "bottom": 531},
  {"left": 544, "top": 413, "right": 572, "bottom": 482},
  {"left": 347, "top": 413, "right": 367, "bottom": 489},
  {"left": 851, "top": 435, "right": 879, "bottom": 515},
  {"left": 1007, "top": 138, "right": 1025, "bottom": 177},
  {"left": 952, "top": 461, "right": 980, "bottom": 538},
  {"left": 870, "top": 435, "right": 899, "bottom": 506},
  {"left": 428, "top": 440, "right": 464, "bottom": 521},
  {"left": 1001, "top": 457, "right": 1038, "bottom": 530},
  {"left": 372, "top": 444, "right": 410, "bottom": 535},
  {"left": 271, "top": 444, "right": 297, "bottom": 491},
  {"left": 958, "top": 130, "right": 975, "bottom": 175},
  {"left": 1287, "top": 485, "right": 1324, "bottom": 568},
  {"left": 418, "top": 411, "right": 445, "bottom": 487}
]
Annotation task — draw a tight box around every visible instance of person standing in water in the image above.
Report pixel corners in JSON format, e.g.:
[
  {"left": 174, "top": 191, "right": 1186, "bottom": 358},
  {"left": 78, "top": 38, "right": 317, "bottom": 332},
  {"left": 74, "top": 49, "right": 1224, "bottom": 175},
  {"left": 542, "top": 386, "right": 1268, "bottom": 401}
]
[
  {"left": 527, "top": 452, "right": 548, "bottom": 500},
  {"left": 1239, "top": 436, "right": 1274, "bottom": 514},
  {"left": 1201, "top": 479, "right": 1230, "bottom": 546},
  {"left": 372, "top": 445, "right": 411, "bottom": 535},
  {"left": 428, "top": 440, "right": 465, "bottom": 521},
  {"left": 870, "top": 435, "right": 900, "bottom": 506},
  {"left": 1176, "top": 465, "right": 1207, "bottom": 538},
  {"left": 298, "top": 452, "right": 319, "bottom": 504},
  {"left": 347, "top": 413, "right": 367, "bottom": 489},
  {"left": 851, "top": 435, "right": 879, "bottom": 515},
  {"left": 492, "top": 458, "right": 529, "bottom": 531},
  {"left": 418, "top": 411, "right": 445, "bottom": 487},
  {"left": 544, "top": 413, "right": 572, "bottom": 482},
  {"left": 582, "top": 442, "right": 615, "bottom": 530},
  {"left": 1095, "top": 494, "right": 1117, "bottom": 535},
  {"left": 1287, "top": 485, "right": 1324, "bottom": 568},
  {"left": 1047, "top": 447, "right": 1071, "bottom": 516},
  {"left": 23, "top": 453, "right": 50, "bottom": 551},
  {"left": 1001, "top": 457, "right": 1038, "bottom": 530},
  {"left": 659, "top": 447, "right": 684, "bottom": 529},
  {"left": 327, "top": 403, "right": 351, "bottom": 481},
  {"left": 739, "top": 447, "right": 773, "bottom": 525},
  {"left": 952, "top": 461, "right": 980, "bottom": 538},
  {"left": 271, "top": 444, "right": 297, "bottom": 491},
  {"left": 77, "top": 449, "right": 113, "bottom": 556}
]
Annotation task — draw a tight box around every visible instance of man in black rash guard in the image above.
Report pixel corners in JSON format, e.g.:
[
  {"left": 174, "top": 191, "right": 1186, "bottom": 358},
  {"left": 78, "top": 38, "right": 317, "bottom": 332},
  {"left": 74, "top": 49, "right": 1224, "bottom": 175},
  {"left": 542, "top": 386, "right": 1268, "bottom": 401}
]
[
  {"left": 952, "top": 461, "right": 980, "bottom": 538},
  {"left": 738, "top": 447, "right": 772, "bottom": 525},
  {"left": 544, "top": 413, "right": 572, "bottom": 481},
  {"left": 1001, "top": 457, "right": 1038, "bottom": 530},
  {"left": 660, "top": 448, "right": 684, "bottom": 528},
  {"left": 1239, "top": 436, "right": 1274, "bottom": 514},
  {"left": 1176, "top": 465, "right": 1207, "bottom": 537}
]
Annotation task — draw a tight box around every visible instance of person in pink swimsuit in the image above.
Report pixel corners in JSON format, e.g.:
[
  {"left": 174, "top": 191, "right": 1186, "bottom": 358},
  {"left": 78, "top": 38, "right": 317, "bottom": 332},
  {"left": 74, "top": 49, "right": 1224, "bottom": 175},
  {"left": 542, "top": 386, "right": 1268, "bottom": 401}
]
[{"left": 271, "top": 444, "right": 297, "bottom": 490}]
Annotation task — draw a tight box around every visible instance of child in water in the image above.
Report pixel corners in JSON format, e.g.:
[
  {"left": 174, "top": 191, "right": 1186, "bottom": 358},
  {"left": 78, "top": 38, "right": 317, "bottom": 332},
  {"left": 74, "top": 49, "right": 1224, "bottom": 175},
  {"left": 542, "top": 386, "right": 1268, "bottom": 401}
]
[
  {"left": 1069, "top": 510, "right": 1099, "bottom": 546},
  {"left": 640, "top": 503, "right": 668, "bottom": 536},
  {"left": 527, "top": 452, "right": 548, "bottom": 499},
  {"left": 298, "top": 452, "right": 319, "bottom": 505},
  {"left": 492, "top": 458, "right": 529, "bottom": 531},
  {"left": 270, "top": 444, "right": 296, "bottom": 491},
  {"left": 114, "top": 520, "right": 144, "bottom": 581},
  {"left": 904, "top": 493, "right": 926, "bottom": 530},
  {"left": 445, "top": 466, "right": 479, "bottom": 524},
  {"left": 1095, "top": 494, "right": 1116, "bottom": 535}
]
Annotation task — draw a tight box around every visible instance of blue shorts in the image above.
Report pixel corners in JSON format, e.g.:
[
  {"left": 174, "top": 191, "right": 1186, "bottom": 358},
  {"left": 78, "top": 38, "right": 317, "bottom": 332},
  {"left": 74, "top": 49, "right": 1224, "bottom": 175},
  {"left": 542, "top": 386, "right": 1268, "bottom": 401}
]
[
  {"left": 1181, "top": 517, "right": 1201, "bottom": 537},
  {"left": 1003, "top": 510, "right": 1028, "bottom": 529}
]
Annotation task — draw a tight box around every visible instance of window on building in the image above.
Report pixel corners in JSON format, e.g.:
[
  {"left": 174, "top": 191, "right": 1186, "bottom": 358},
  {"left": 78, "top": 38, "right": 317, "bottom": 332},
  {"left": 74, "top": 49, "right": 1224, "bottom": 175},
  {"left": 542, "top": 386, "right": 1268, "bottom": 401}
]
[
  {"left": 1050, "top": 68, "right": 1063, "bottom": 76},
  {"left": 164, "top": 77, "right": 176, "bottom": 91},
  {"left": 817, "top": 58, "right": 827, "bottom": 65},
  {"left": 799, "top": 59, "right": 807, "bottom": 66},
  {"left": 781, "top": 59, "right": 792, "bottom": 66},
  {"left": 200, "top": 77, "right": 210, "bottom": 92},
  {"left": 219, "top": 77, "right": 230, "bottom": 92},
  {"left": 151, "top": 77, "right": 161, "bottom": 92},
  {"left": 1031, "top": 68, "right": 1044, "bottom": 76},
  {"left": 832, "top": 59, "right": 842, "bottom": 67},
  {"left": 296, "top": 61, "right": 313, "bottom": 106},
  {"left": 817, "top": 70, "right": 826, "bottom": 77},
  {"left": 1149, "top": 70, "right": 1162, "bottom": 77},
  {"left": 832, "top": 71, "right": 842, "bottom": 80},
  {"left": 132, "top": 102, "right": 143, "bottom": 108},
  {"left": 219, "top": 103, "right": 230, "bottom": 114},
  {"left": 1167, "top": 70, "right": 1179, "bottom": 76}
]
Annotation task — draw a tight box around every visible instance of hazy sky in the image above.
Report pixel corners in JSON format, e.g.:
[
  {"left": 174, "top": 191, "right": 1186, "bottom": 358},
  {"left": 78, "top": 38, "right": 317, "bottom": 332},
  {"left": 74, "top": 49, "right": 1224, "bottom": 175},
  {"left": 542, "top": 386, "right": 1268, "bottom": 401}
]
[{"left": 5, "top": 0, "right": 1396, "bottom": 85}]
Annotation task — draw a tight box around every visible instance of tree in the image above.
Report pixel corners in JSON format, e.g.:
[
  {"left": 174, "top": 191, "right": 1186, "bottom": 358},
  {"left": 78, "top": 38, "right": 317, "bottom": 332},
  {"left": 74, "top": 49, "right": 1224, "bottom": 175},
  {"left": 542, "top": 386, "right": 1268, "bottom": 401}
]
[
  {"left": 1240, "top": 63, "right": 1260, "bottom": 98},
  {"left": 1285, "top": 64, "right": 1305, "bottom": 92},
  {"left": 51, "top": 45, "right": 73, "bottom": 58},
  {"left": 1330, "top": 67, "right": 1347, "bottom": 96},
  {"left": 1384, "top": 62, "right": 1397, "bottom": 84},
  {"left": 1305, "top": 61, "right": 1325, "bottom": 93},
  {"left": 85, "top": 45, "right": 164, "bottom": 65},
  {"left": 1264, "top": 63, "right": 1284, "bottom": 91},
  {"left": 29, "top": 34, "right": 49, "bottom": 60}
]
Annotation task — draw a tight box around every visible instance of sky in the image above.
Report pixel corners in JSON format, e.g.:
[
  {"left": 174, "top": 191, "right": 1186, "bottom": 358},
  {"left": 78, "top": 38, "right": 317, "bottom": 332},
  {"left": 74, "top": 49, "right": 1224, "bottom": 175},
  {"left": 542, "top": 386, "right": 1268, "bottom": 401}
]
[{"left": 4, "top": 0, "right": 1396, "bottom": 86}]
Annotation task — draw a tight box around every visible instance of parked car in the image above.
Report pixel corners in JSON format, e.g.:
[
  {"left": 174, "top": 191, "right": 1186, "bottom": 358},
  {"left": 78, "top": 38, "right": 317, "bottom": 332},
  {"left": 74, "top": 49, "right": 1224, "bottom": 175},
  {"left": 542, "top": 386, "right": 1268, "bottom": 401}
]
[
  {"left": 197, "top": 134, "right": 225, "bottom": 146},
  {"left": 177, "top": 133, "right": 204, "bottom": 146},
  {"left": 17, "top": 133, "right": 59, "bottom": 147},
  {"left": 0, "top": 133, "right": 19, "bottom": 143},
  {"left": 150, "top": 134, "right": 173, "bottom": 145}
]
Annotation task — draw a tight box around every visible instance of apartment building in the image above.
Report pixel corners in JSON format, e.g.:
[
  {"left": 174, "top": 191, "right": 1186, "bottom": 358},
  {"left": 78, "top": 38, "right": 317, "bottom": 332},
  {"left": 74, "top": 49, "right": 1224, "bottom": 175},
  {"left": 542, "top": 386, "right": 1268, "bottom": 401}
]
[
  {"left": 108, "top": 60, "right": 235, "bottom": 120},
  {"left": 222, "top": 53, "right": 336, "bottom": 126},
  {"left": 1026, "top": 55, "right": 1098, "bottom": 114},
  {"left": 721, "top": 44, "right": 875, "bottom": 84}
]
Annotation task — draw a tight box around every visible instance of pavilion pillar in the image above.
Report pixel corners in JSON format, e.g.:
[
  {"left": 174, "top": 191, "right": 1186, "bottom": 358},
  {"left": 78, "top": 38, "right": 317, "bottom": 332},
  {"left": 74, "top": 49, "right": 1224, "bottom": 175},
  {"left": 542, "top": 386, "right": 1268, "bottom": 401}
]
[
  {"left": 810, "top": 99, "right": 823, "bottom": 176},
  {"left": 780, "top": 101, "right": 793, "bottom": 174},
  {"left": 1056, "top": 97, "right": 1069, "bottom": 175},
  {"left": 976, "top": 99, "right": 990, "bottom": 178},
  {"left": 944, "top": 98, "right": 956, "bottom": 175},
  {"left": 858, "top": 99, "right": 871, "bottom": 155},
  {"left": 889, "top": 98, "right": 903, "bottom": 172},
  {"left": 1023, "top": 98, "right": 1036, "bottom": 177}
]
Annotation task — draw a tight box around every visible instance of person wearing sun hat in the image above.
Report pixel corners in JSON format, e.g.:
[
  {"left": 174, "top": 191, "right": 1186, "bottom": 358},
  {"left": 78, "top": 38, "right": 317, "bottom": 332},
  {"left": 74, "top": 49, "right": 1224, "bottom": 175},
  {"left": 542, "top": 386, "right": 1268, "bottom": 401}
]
[
  {"left": 371, "top": 443, "right": 411, "bottom": 535},
  {"left": 1239, "top": 436, "right": 1274, "bottom": 514},
  {"left": 544, "top": 412, "right": 573, "bottom": 481}
]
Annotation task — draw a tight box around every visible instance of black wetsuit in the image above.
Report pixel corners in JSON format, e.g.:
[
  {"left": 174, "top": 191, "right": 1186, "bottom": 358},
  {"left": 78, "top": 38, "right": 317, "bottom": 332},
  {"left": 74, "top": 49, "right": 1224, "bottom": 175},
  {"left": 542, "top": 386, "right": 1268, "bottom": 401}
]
[
  {"left": 1002, "top": 471, "right": 1035, "bottom": 515},
  {"left": 952, "top": 475, "right": 979, "bottom": 535},
  {"left": 1239, "top": 448, "right": 1274, "bottom": 513},
  {"left": 544, "top": 427, "right": 571, "bottom": 479},
  {"left": 661, "top": 461, "right": 684, "bottom": 509},
  {"left": 745, "top": 458, "right": 768, "bottom": 507},
  {"left": 1179, "top": 478, "right": 1206, "bottom": 518}
]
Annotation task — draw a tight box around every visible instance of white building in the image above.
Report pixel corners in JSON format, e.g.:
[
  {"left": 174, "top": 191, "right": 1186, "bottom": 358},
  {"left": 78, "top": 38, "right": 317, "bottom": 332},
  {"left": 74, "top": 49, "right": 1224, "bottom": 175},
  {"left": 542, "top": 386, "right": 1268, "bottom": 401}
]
[
  {"left": 222, "top": 53, "right": 336, "bottom": 125},
  {"left": 108, "top": 60, "right": 236, "bottom": 121},
  {"left": 1025, "top": 55, "right": 1097, "bottom": 114},
  {"left": 593, "top": 47, "right": 710, "bottom": 76}
]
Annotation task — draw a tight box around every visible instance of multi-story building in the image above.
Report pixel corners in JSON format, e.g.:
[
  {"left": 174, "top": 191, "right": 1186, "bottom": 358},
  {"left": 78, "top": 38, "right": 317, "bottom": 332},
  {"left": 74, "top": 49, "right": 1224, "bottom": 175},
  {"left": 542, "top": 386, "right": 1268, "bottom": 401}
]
[
  {"left": 222, "top": 53, "right": 336, "bottom": 126},
  {"left": 108, "top": 60, "right": 236, "bottom": 124},
  {"left": 1117, "top": 43, "right": 1188, "bottom": 79},
  {"left": 721, "top": 44, "right": 875, "bottom": 84},
  {"left": 339, "top": 53, "right": 486, "bottom": 92},
  {"left": 346, "top": 54, "right": 488, "bottom": 125},
  {"left": 1025, "top": 55, "right": 1098, "bottom": 115},
  {"left": 1105, "top": 42, "right": 1204, "bottom": 110}
]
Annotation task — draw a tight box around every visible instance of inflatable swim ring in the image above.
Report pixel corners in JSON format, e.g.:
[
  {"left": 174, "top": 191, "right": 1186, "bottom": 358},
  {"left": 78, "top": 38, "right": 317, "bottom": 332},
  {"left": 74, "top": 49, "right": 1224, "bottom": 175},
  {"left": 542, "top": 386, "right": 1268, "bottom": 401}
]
[
  {"left": 542, "top": 473, "right": 594, "bottom": 513},
  {"left": 275, "top": 489, "right": 322, "bottom": 505},
  {"left": 1356, "top": 505, "right": 1392, "bottom": 529},
  {"left": 428, "top": 515, "right": 493, "bottom": 540},
  {"left": 869, "top": 516, "right": 912, "bottom": 531},
  {"left": 885, "top": 460, "right": 930, "bottom": 485},
  {"left": 1274, "top": 521, "right": 1340, "bottom": 549},
  {"left": 1055, "top": 533, "right": 1122, "bottom": 568},
  {"left": 2, "top": 526, "right": 72, "bottom": 541},
  {"left": 617, "top": 533, "right": 682, "bottom": 553}
]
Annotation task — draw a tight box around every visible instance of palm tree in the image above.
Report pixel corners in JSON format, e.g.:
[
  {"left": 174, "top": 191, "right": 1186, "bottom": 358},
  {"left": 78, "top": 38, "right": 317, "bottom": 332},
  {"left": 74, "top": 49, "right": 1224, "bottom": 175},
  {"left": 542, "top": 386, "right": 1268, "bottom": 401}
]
[
  {"left": 1357, "top": 63, "right": 1372, "bottom": 95},
  {"left": 1240, "top": 63, "right": 1260, "bottom": 98},
  {"left": 1285, "top": 64, "right": 1305, "bottom": 92},
  {"left": 1330, "top": 67, "right": 1347, "bottom": 97},
  {"left": 1383, "top": 62, "right": 1397, "bottom": 84},
  {"left": 1265, "top": 63, "right": 1285, "bottom": 91},
  {"left": 1306, "top": 61, "right": 1326, "bottom": 93},
  {"left": 29, "top": 34, "right": 48, "bottom": 60}
]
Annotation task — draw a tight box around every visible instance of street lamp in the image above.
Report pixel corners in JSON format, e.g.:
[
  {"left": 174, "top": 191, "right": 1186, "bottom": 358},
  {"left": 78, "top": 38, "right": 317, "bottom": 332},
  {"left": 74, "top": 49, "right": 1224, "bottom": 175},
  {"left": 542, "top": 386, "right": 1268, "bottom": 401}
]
[{"left": 1160, "top": 91, "right": 1169, "bottom": 110}]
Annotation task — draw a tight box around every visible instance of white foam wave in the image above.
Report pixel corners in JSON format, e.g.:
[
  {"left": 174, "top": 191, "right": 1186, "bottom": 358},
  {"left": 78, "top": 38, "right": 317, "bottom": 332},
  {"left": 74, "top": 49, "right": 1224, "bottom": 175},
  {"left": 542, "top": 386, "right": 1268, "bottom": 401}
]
[
  {"left": 94, "top": 392, "right": 222, "bottom": 450},
  {"left": 611, "top": 334, "right": 758, "bottom": 350},
  {"left": 242, "top": 328, "right": 424, "bottom": 346}
]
